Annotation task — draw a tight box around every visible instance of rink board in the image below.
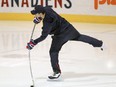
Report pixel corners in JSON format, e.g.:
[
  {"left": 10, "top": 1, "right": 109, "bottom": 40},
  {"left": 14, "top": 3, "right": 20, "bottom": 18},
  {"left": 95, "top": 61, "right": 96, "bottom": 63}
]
[{"left": 0, "top": 13, "right": 116, "bottom": 24}]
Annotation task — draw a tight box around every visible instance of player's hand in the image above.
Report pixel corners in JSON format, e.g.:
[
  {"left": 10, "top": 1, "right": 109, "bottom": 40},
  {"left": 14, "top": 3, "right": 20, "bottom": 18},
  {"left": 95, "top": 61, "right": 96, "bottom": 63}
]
[
  {"left": 33, "top": 17, "right": 42, "bottom": 24},
  {"left": 26, "top": 39, "right": 36, "bottom": 50}
]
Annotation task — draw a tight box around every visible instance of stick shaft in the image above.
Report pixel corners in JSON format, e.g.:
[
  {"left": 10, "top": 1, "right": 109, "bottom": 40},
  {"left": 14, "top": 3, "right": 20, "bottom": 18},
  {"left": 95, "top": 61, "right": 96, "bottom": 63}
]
[
  {"left": 28, "top": 24, "right": 36, "bottom": 86},
  {"left": 30, "top": 24, "right": 36, "bottom": 41}
]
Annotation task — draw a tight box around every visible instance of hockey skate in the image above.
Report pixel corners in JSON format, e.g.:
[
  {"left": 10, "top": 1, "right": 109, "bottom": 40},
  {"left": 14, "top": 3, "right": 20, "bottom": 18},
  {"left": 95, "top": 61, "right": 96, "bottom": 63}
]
[
  {"left": 48, "top": 72, "right": 61, "bottom": 81},
  {"left": 101, "top": 42, "right": 106, "bottom": 51}
]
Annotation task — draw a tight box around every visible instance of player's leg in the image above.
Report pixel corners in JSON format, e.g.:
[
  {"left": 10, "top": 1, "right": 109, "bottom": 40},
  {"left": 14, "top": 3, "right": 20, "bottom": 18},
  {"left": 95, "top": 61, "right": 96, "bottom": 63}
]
[
  {"left": 72, "top": 34, "right": 103, "bottom": 47},
  {"left": 49, "top": 36, "right": 67, "bottom": 79}
]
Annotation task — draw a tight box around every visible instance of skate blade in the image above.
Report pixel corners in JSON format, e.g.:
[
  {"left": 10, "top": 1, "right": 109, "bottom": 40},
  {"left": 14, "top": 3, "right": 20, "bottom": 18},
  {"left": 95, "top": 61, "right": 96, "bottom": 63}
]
[{"left": 47, "top": 76, "right": 63, "bottom": 81}]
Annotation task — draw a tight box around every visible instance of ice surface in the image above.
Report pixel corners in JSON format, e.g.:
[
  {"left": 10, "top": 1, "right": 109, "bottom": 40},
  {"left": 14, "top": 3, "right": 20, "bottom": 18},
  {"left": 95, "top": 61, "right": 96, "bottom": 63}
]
[{"left": 0, "top": 21, "right": 116, "bottom": 87}]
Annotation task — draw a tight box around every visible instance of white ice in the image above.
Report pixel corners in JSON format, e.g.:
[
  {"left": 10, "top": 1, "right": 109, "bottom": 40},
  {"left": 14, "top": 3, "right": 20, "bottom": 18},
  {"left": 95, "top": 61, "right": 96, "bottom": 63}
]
[{"left": 0, "top": 21, "right": 116, "bottom": 87}]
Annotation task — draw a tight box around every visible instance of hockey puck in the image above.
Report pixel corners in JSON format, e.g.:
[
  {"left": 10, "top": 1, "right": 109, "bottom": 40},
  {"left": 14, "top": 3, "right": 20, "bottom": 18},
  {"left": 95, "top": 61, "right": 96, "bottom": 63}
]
[{"left": 30, "top": 85, "right": 34, "bottom": 87}]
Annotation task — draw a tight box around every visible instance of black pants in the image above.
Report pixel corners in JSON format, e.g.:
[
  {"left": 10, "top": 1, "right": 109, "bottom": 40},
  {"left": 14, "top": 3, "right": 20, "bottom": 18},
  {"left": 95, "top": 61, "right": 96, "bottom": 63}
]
[{"left": 49, "top": 26, "right": 103, "bottom": 73}]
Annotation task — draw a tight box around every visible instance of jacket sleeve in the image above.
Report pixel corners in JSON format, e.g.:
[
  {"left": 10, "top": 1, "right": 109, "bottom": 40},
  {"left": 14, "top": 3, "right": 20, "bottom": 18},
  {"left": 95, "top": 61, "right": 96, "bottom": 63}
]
[
  {"left": 34, "top": 9, "right": 58, "bottom": 44},
  {"left": 34, "top": 22, "right": 52, "bottom": 44}
]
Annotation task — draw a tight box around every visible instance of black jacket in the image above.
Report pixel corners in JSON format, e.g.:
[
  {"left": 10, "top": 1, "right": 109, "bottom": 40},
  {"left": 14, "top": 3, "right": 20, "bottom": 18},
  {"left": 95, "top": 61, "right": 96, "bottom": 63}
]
[{"left": 34, "top": 7, "right": 72, "bottom": 44}]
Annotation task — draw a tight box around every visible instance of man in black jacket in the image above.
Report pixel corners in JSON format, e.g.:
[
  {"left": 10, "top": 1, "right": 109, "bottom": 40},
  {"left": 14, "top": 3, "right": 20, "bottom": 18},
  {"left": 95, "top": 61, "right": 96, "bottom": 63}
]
[{"left": 26, "top": 5, "right": 103, "bottom": 80}]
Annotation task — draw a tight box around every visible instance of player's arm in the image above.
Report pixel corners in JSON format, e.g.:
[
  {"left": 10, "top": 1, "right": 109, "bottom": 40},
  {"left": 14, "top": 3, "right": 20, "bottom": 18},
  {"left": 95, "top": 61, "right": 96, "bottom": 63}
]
[
  {"left": 33, "top": 17, "right": 52, "bottom": 43},
  {"left": 34, "top": 12, "right": 58, "bottom": 44},
  {"left": 26, "top": 24, "right": 52, "bottom": 50}
]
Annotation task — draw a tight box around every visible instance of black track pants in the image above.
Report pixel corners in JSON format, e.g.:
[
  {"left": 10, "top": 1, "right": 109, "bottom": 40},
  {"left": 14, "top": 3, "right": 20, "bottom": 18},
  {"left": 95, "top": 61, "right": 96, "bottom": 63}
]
[
  {"left": 49, "top": 36, "right": 67, "bottom": 73},
  {"left": 72, "top": 34, "right": 103, "bottom": 47},
  {"left": 49, "top": 26, "right": 102, "bottom": 73}
]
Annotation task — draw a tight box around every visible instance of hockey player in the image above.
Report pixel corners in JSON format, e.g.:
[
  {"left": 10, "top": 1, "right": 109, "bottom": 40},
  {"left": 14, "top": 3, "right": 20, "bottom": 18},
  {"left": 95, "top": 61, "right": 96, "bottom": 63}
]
[{"left": 26, "top": 5, "right": 103, "bottom": 80}]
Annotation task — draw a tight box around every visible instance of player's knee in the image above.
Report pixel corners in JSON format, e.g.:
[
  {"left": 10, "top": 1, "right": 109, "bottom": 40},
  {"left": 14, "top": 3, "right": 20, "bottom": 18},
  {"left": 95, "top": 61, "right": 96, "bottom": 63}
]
[{"left": 49, "top": 49, "right": 59, "bottom": 55}]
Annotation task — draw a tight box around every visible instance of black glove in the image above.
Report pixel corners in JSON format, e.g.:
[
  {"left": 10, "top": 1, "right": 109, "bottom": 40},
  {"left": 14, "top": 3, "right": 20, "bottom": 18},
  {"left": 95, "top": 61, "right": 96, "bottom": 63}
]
[
  {"left": 26, "top": 39, "right": 36, "bottom": 50},
  {"left": 33, "top": 17, "right": 42, "bottom": 24}
]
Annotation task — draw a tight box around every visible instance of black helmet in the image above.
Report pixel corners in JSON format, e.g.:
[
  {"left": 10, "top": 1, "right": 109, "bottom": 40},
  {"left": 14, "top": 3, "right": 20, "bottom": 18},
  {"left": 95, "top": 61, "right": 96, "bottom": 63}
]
[{"left": 31, "top": 5, "right": 45, "bottom": 15}]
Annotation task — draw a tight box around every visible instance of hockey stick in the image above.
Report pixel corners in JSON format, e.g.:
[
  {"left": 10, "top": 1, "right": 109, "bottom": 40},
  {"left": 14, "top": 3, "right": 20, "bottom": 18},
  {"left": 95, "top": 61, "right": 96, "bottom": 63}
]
[{"left": 28, "top": 24, "right": 36, "bottom": 87}]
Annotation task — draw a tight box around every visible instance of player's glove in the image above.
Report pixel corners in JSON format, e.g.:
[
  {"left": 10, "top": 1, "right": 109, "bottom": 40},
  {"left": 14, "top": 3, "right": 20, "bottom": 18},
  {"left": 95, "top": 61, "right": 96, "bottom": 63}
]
[
  {"left": 33, "top": 17, "right": 42, "bottom": 24},
  {"left": 26, "top": 39, "right": 36, "bottom": 50}
]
